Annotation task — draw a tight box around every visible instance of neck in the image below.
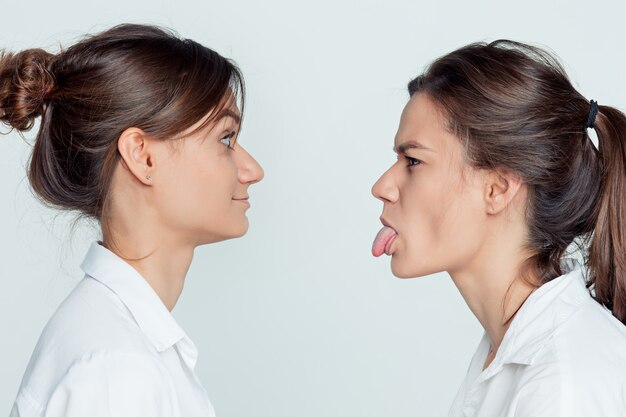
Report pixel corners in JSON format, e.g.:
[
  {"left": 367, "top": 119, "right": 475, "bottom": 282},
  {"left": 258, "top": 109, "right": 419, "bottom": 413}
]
[
  {"left": 102, "top": 218, "right": 194, "bottom": 312},
  {"left": 102, "top": 163, "right": 198, "bottom": 312},
  {"left": 449, "top": 226, "right": 537, "bottom": 355}
]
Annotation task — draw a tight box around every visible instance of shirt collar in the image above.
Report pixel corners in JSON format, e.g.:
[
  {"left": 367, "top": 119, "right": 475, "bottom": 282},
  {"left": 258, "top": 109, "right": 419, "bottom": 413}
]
[
  {"left": 79, "top": 241, "right": 198, "bottom": 368},
  {"left": 482, "top": 257, "right": 589, "bottom": 378}
]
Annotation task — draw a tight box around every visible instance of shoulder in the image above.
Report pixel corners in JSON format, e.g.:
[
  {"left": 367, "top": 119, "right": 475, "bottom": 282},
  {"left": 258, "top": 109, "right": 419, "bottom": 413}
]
[
  {"left": 56, "top": 349, "right": 176, "bottom": 416},
  {"left": 35, "top": 276, "right": 152, "bottom": 356},
  {"left": 513, "top": 300, "right": 626, "bottom": 416},
  {"left": 14, "top": 348, "right": 176, "bottom": 417},
  {"left": 553, "top": 298, "right": 626, "bottom": 375},
  {"left": 512, "top": 365, "right": 626, "bottom": 417},
  {"left": 15, "top": 278, "right": 162, "bottom": 414}
]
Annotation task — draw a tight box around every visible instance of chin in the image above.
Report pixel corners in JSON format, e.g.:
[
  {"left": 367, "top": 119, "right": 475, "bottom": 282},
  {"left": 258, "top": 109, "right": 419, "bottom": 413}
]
[
  {"left": 390, "top": 257, "right": 428, "bottom": 279},
  {"left": 390, "top": 265, "right": 418, "bottom": 279},
  {"left": 236, "top": 217, "right": 250, "bottom": 234},
  {"left": 225, "top": 219, "right": 250, "bottom": 240},
  {"left": 195, "top": 221, "right": 250, "bottom": 245},
  {"left": 231, "top": 226, "right": 249, "bottom": 238}
]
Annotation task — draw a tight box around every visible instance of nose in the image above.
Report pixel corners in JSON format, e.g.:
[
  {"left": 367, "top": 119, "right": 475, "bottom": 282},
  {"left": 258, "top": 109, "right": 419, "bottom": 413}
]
[
  {"left": 235, "top": 144, "right": 264, "bottom": 185},
  {"left": 371, "top": 165, "right": 399, "bottom": 203}
]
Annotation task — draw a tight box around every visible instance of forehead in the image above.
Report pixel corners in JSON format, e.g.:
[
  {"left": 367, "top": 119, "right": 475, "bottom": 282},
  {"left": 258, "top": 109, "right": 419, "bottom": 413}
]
[
  {"left": 185, "top": 102, "right": 241, "bottom": 135},
  {"left": 395, "top": 93, "right": 452, "bottom": 153}
]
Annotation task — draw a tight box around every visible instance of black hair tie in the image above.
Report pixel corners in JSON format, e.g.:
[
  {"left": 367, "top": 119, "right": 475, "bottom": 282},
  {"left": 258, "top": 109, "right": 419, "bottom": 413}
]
[{"left": 586, "top": 99, "right": 599, "bottom": 129}]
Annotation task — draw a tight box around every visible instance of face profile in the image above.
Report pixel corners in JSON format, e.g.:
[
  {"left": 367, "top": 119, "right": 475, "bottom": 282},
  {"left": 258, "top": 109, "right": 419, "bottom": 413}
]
[
  {"left": 113, "top": 98, "right": 264, "bottom": 248},
  {"left": 371, "top": 93, "right": 502, "bottom": 279}
]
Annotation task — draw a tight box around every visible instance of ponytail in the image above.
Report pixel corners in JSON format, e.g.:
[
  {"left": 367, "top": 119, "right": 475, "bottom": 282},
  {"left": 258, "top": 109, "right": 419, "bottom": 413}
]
[{"left": 587, "top": 105, "right": 626, "bottom": 324}]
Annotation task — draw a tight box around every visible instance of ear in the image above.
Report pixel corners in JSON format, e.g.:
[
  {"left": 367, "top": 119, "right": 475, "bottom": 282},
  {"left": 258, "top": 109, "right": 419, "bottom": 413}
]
[
  {"left": 117, "top": 127, "right": 155, "bottom": 186},
  {"left": 483, "top": 168, "right": 524, "bottom": 215}
]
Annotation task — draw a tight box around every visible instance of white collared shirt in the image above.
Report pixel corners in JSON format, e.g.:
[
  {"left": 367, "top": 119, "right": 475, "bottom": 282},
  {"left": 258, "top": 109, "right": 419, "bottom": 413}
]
[
  {"left": 447, "top": 258, "right": 626, "bottom": 417},
  {"left": 10, "top": 241, "right": 216, "bottom": 417}
]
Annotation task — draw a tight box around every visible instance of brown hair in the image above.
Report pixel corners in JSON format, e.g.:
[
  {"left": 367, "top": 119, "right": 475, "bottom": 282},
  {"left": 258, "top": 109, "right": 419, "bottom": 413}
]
[
  {"left": 408, "top": 40, "right": 626, "bottom": 325},
  {"left": 0, "top": 24, "right": 244, "bottom": 231}
]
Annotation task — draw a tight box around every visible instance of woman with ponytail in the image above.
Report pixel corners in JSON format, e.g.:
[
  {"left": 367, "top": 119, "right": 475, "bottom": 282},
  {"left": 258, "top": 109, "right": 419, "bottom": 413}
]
[
  {"left": 371, "top": 40, "right": 626, "bottom": 416},
  {"left": 2, "top": 24, "right": 264, "bottom": 416}
]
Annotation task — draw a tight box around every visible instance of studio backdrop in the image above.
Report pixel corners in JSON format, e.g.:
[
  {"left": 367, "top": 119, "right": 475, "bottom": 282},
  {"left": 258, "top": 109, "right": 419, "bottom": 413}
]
[{"left": 1, "top": 0, "right": 624, "bottom": 416}]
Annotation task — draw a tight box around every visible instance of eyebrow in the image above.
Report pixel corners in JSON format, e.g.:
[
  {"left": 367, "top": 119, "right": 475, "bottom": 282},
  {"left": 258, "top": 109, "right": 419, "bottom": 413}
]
[
  {"left": 393, "top": 140, "right": 435, "bottom": 154},
  {"left": 192, "top": 107, "right": 242, "bottom": 141},
  {"left": 216, "top": 108, "right": 242, "bottom": 125}
]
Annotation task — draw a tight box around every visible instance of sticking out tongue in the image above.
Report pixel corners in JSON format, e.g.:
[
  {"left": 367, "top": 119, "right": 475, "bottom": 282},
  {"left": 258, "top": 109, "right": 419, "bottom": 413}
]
[{"left": 372, "top": 226, "right": 398, "bottom": 257}]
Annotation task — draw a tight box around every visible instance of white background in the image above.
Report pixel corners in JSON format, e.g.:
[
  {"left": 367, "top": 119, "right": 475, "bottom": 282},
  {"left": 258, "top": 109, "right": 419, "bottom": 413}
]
[{"left": 1, "top": 0, "right": 625, "bottom": 416}]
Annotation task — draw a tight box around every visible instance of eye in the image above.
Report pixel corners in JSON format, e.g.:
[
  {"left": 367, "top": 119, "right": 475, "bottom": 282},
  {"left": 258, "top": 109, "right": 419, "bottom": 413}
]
[
  {"left": 220, "top": 131, "right": 236, "bottom": 149},
  {"left": 406, "top": 156, "right": 422, "bottom": 168}
]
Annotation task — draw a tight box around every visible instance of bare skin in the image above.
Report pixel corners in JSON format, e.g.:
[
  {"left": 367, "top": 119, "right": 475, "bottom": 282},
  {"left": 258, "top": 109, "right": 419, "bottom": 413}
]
[
  {"left": 372, "top": 93, "right": 537, "bottom": 369},
  {"left": 102, "top": 102, "right": 264, "bottom": 311}
]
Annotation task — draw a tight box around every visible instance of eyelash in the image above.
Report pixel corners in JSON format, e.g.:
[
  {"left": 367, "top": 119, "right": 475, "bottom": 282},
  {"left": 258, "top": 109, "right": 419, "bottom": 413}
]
[
  {"left": 220, "top": 131, "right": 236, "bottom": 150},
  {"left": 406, "top": 156, "right": 422, "bottom": 168}
]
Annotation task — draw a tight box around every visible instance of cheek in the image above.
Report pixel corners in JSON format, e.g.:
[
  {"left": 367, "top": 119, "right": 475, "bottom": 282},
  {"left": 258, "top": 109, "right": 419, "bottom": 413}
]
[
  {"left": 156, "top": 150, "right": 238, "bottom": 227},
  {"left": 441, "top": 194, "right": 485, "bottom": 245},
  {"left": 188, "top": 154, "right": 239, "bottom": 217},
  {"left": 395, "top": 172, "right": 486, "bottom": 273},
  {"left": 400, "top": 174, "right": 449, "bottom": 240}
]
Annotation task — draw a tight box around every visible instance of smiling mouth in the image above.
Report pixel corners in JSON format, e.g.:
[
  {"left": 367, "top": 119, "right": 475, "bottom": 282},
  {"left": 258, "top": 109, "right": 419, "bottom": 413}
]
[{"left": 233, "top": 197, "right": 250, "bottom": 206}]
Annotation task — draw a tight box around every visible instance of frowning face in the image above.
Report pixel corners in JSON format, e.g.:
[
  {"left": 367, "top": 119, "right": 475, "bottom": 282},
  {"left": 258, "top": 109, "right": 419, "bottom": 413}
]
[{"left": 371, "top": 93, "right": 488, "bottom": 278}]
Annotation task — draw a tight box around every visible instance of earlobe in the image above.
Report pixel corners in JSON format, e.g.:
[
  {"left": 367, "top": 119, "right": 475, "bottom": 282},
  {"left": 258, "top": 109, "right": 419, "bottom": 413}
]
[{"left": 117, "top": 127, "right": 155, "bottom": 186}]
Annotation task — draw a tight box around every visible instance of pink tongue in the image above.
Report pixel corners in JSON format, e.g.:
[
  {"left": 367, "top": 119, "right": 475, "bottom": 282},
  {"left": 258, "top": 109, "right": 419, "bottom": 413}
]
[{"left": 372, "top": 226, "right": 398, "bottom": 257}]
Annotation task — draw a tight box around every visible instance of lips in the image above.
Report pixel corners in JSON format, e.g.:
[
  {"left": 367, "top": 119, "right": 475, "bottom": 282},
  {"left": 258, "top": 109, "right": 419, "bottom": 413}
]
[{"left": 232, "top": 196, "right": 250, "bottom": 207}]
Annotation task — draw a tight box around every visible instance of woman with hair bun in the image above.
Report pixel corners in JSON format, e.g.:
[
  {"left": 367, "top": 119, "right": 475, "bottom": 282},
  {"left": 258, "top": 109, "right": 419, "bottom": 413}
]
[
  {"left": 371, "top": 40, "right": 626, "bottom": 416},
  {"left": 3, "top": 24, "right": 264, "bottom": 416}
]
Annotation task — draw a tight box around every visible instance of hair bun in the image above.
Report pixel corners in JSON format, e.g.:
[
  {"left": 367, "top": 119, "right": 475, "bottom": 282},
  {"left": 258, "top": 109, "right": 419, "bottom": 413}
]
[{"left": 0, "top": 48, "right": 56, "bottom": 131}]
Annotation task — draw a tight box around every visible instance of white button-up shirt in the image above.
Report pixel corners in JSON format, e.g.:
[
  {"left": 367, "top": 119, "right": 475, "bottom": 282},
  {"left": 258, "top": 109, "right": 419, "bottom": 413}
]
[
  {"left": 10, "top": 241, "right": 216, "bottom": 417},
  {"left": 448, "top": 257, "right": 626, "bottom": 417}
]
